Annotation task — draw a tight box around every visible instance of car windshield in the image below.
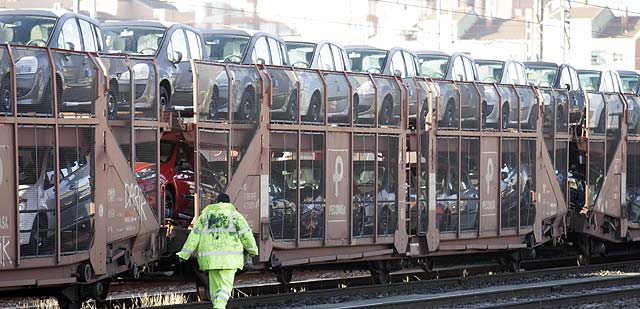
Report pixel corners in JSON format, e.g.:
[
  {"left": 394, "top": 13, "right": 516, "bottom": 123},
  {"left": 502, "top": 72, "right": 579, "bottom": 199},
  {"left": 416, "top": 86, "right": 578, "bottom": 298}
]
[
  {"left": 476, "top": 61, "right": 504, "bottom": 82},
  {"left": 417, "top": 55, "right": 449, "bottom": 79},
  {"left": 0, "top": 15, "right": 56, "bottom": 46},
  {"left": 620, "top": 74, "right": 639, "bottom": 94},
  {"left": 287, "top": 42, "right": 315, "bottom": 68},
  {"left": 525, "top": 66, "right": 557, "bottom": 87},
  {"left": 347, "top": 49, "right": 387, "bottom": 73},
  {"left": 578, "top": 71, "right": 601, "bottom": 91},
  {"left": 204, "top": 34, "right": 250, "bottom": 62},
  {"left": 103, "top": 26, "right": 166, "bottom": 55}
]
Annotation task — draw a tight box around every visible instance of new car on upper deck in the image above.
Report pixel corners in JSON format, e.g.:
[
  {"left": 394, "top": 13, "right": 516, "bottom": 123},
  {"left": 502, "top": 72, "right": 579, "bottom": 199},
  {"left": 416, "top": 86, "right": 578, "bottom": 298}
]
[
  {"left": 524, "top": 61, "right": 584, "bottom": 126},
  {"left": 346, "top": 45, "right": 420, "bottom": 124},
  {"left": 577, "top": 68, "right": 624, "bottom": 133},
  {"left": 417, "top": 51, "right": 485, "bottom": 128},
  {"left": 0, "top": 10, "right": 104, "bottom": 115},
  {"left": 103, "top": 20, "right": 204, "bottom": 116},
  {"left": 476, "top": 59, "right": 535, "bottom": 129},
  {"left": 286, "top": 39, "right": 351, "bottom": 122},
  {"left": 200, "top": 28, "right": 295, "bottom": 121}
]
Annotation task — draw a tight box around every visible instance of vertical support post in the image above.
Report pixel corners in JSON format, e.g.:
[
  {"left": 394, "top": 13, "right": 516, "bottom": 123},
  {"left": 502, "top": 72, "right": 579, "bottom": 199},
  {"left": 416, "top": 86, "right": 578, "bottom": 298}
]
[{"left": 46, "top": 49, "right": 61, "bottom": 262}]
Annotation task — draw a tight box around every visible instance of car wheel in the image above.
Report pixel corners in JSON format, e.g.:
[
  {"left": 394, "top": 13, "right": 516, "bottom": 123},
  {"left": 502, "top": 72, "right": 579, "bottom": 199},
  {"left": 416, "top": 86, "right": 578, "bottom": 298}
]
[
  {"left": 209, "top": 87, "right": 219, "bottom": 120},
  {"left": 1, "top": 76, "right": 11, "bottom": 113},
  {"left": 165, "top": 189, "right": 175, "bottom": 219},
  {"left": 160, "top": 86, "right": 169, "bottom": 111},
  {"left": 276, "top": 268, "right": 293, "bottom": 284},
  {"left": 420, "top": 100, "right": 429, "bottom": 128},
  {"left": 379, "top": 96, "right": 393, "bottom": 125},
  {"left": 352, "top": 94, "right": 360, "bottom": 124},
  {"left": 501, "top": 102, "right": 509, "bottom": 129},
  {"left": 441, "top": 103, "right": 455, "bottom": 128},
  {"left": 107, "top": 89, "right": 118, "bottom": 120},
  {"left": 308, "top": 91, "right": 321, "bottom": 122},
  {"left": 286, "top": 90, "right": 298, "bottom": 122},
  {"left": 238, "top": 88, "right": 255, "bottom": 121}
]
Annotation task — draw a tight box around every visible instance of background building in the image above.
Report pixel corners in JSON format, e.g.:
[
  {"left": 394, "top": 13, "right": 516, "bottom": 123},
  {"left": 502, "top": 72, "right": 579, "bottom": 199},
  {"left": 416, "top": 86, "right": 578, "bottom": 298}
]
[{"left": 3, "top": 0, "right": 640, "bottom": 69}]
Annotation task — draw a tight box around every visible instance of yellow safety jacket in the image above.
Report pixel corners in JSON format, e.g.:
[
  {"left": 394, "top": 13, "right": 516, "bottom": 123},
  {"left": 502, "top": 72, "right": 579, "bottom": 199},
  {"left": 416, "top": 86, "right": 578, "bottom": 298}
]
[{"left": 177, "top": 202, "right": 258, "bottom": 270}]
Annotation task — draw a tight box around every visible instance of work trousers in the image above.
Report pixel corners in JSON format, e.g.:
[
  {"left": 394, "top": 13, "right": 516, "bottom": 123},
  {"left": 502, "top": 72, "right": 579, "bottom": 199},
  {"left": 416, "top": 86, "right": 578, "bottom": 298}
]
[{"left": 208, "top": 269, "right": 236, "bottom": 309}]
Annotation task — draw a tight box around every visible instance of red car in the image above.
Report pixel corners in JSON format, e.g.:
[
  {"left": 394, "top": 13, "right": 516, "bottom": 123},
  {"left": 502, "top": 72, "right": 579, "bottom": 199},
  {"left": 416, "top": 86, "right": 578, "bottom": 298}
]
[
  {"left": 159, "top": 132, "right": 195, "bottom": 220},
  {"left": 132, "top": 132, "right": 195, "bottom": 220}
]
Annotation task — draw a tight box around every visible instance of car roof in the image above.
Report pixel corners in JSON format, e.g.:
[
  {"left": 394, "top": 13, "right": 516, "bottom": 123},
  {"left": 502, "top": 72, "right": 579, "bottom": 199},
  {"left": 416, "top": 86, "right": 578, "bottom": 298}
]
[
  {"left": 201, "top": 28, "right": 257, "bottom": 37},
  {"left": 414, "top": 50, "right": 450, "bottom": 57},
  {"left": 523, "top": 61, "right": 559, "bottom": 68},
  {"left": 476, "top": 59, "right": 505, "bottom": 64},
  {"left": 103, "top": 20, "right": 174, "bottom": 29},
  {"left": 0, "top": 9, "right": 65, "bottom": 18},
  {"left": 345, "top": 45, "right": 387, "bottom": 52},
  {"left": 618, "top": 70, "right": 640, "bottom": 76}
]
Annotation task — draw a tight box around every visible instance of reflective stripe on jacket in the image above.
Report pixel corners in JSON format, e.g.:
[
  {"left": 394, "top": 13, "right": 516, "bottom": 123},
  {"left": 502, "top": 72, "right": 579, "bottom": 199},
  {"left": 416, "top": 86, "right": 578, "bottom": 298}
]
[{"left": 177, "top": 202, "right": 258, "bottom": 270}]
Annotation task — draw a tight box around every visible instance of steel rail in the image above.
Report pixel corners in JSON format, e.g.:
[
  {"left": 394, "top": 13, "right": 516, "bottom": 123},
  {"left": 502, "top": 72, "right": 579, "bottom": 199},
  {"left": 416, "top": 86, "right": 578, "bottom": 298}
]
[{"left": 119, "top": 258, "right": 640, "bottom": 309}]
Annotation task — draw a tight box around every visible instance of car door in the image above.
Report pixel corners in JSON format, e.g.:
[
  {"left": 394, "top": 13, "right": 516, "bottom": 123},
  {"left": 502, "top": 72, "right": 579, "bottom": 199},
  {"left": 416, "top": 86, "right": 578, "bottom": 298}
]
[
  {"left": 317, "top": 43, "right": 337, "bottom": 100},
  {"left": 76, "top": 19, "right": 98, "bottom": 101},
  {"left": 568, "top": 66, "right": 585, "bottom": 116},
  {"left": 267, "top": 37, "right": 291, "bottom": 108},
  {"left": 184, "top": 30, "right": 203, "bottom": 106},
  {"left": 402, "top": 51, "right": 419, "bottom": 117},
  {"left": 55, "top": 17, "right": 84, "bottom": 105},
  {"left": 166, "top": 28, "right": 192, "bottom": 106}
]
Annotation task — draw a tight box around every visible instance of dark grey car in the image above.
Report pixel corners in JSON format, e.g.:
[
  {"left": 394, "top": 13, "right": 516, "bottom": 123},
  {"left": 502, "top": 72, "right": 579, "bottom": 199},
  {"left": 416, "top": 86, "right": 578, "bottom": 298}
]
[
  {"left": 103, "top": 21, "right": 205, "bottom": 116},
  {"left": 199, "top": 28, "right": 294, "bottom": 121},
  {"left": 346, "top": 45, "right": 420, "bottom": 125},
  {"left": 0, "top": 10, "right": 104, "bottom": 115}
]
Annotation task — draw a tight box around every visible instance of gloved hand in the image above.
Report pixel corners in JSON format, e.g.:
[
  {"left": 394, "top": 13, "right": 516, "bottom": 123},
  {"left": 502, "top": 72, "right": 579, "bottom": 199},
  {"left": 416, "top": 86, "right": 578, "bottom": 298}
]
[
  {"left": 243, "top": 253, "right": 253, "bottom": 269},
  {"left": 176, "top": 251, "right": 190, "bottom": 261}
]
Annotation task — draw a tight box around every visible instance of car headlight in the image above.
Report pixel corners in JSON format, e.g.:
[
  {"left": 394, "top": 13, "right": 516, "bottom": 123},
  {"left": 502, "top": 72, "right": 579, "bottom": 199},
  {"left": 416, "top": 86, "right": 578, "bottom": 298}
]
[
  {"left": 16, "top": 56, "right": 38, "bottom": 75},
  {"left": 135, "top": 167, "right": 156, "bottom": 181},
  {"left": 120, "top": 63, "right": 150, "bottom": 81}
]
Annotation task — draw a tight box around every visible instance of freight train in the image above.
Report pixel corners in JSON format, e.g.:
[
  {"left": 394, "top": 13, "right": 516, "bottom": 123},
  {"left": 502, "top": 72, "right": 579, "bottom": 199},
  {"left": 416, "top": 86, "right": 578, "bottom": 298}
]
[{"left": 0, "top": 15, "right": 639, "bottom": 309}]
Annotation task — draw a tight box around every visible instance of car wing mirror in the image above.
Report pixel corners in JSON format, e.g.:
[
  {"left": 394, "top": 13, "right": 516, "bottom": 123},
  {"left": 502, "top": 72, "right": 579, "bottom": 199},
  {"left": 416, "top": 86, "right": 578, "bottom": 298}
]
[
  {"left": 393, "top": 70, "right": 402, "bottom": 77},
  {"left": 564, "top": 83, "right": 571, "bottom": 91},
  {"left": 171, "top": 51, "right": 183, "bottom": 65},
  {"left": 256, "top": 58, "right": 266, "bottom": 65},
  {"left": 65, "top": 42, "right": 75, "bottom": 51}
]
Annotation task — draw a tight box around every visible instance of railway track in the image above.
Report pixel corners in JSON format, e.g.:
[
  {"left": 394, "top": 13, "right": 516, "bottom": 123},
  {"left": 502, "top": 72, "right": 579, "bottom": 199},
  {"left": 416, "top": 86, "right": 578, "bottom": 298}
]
[{"left": 123, "top": 257, "right": 640, "bottom": 309}]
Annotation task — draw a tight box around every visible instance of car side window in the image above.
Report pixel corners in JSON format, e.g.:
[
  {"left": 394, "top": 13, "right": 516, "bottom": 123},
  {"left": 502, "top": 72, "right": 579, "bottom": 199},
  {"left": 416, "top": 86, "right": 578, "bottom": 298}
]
[
  {"left": 403, "top": 51, "right": 417, "bottom": 77},
  {"left": 569, "top": 68, "right": 580, "bottom": 90},
  {"left": 252, "top": 36, "right": 270, "bottom": 64},
  {"left": 331, "top": 44, "right": 345, "bottom": 71},
  {"left": 559, "top": 67, "right": 571, "bottom": 89},
  {"left": 462, "top": 57, "right": 475, "bottom": 81},
  {"left": 508, "top": 62, "right": 520, "bottom": 84},
  {"left": 517, "top": 63, "right": 527, "bottom": 85},
  {"left": 612, "top": 72, "right": 622, "bottom": 93},
  {"left": 317, "top": 44, "right": 334, "bottom": 70},
  {"left": 186, "top": 30, "right": 202, "bottom": 60},
  {"left": 57, "top": 18, "right": 82, "bottom": 51},
  {"left": 390, "top": 51, "right": 406, "bottom": 77},
  {"left": 267, "top": 38, "right": 283, "bottom": 65},
  {"left": 93, "top": 25, "right": 103, "bottom": 52},
  {"left": 279, "top": 42, "right": 288, "bottom": 65},
  {"left": 451, "top": 56, "right": 465, "bottom": 81},
  {"left": 78, "top": 19, "right": 97, "bottom": 52},
  {"left": 167, "top": 29, "right": 189, "bottom": 62}
]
